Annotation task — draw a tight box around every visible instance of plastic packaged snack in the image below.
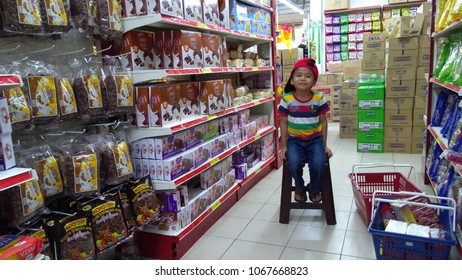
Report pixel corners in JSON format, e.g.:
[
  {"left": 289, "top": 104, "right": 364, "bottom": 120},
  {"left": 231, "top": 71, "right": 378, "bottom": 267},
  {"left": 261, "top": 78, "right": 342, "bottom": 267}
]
[
  {"left": 432, "top": 91, "right": 448, "bottom": 126},
  {"left": 22, "top": 218, "right": 55, "bottom": 259},
  {"left": 98, "top": 133, "right": 134, "bottom": 186},
  {"left": 79, "top": 196, "right": 129, "bottom": 253},
  {"left": 97, "top": 0, "right": 123, "bottom": 40},
  {"left": 434, "top": 39, "right": 450, "bottom": 78},
  {"left": 1, "top": 0, "right": 44, "bottom": 34},
  {"left": 0, "top": 235, "right": 43, "bottom": 260},
  {"left": 0, "top": 179, "right": 45, "bottom": 227},
  {"left": 39, "top": 0, "right": 71, "bottom": 34},
  {"left": 69, "top": 0, "right": 98, "bottom": 34},
  {"left": 125, "top": 175, "right": 160, "bottom": 227},
  {"left": 438, "top": 41, "right": 460, "bottom": 83},
  {"left": 73, "top": 58, "right": 106, "bottom": 119}
]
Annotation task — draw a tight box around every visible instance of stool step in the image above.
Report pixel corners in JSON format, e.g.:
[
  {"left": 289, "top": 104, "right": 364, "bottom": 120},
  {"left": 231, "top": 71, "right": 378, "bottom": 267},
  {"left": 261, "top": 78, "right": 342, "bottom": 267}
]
[{"left": 279, "top": 160, "right": 336, "bottom": 225}]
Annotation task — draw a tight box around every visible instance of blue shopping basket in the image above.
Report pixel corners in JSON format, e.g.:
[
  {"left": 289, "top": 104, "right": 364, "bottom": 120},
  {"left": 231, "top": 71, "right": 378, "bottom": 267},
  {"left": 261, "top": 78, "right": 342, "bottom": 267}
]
[{"left": 368, "top": 191, "right": 456, "bottom": 260}]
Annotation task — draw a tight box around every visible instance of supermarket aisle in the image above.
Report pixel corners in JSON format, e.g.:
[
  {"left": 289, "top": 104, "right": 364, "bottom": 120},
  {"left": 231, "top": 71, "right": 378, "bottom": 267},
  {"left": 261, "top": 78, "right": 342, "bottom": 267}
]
[{"left": 181, "top": 123, "right": 459, "bottom": 260}]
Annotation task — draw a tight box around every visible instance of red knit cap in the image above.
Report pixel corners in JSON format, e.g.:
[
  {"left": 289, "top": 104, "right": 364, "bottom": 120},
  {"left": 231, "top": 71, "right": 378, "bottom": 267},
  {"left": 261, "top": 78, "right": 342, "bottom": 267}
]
[
  {"left": 291, "top": 58, "right": 318, "bottom": 80},
  {"left": 283, "top": 58, "right": 318, "bottom": 93}
]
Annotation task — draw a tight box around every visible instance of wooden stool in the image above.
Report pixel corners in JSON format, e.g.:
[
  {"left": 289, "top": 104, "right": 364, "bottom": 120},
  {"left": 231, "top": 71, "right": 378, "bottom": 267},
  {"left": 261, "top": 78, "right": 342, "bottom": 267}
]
[{"left": 279, "top": 159, "right": 336, "bottom": 225}]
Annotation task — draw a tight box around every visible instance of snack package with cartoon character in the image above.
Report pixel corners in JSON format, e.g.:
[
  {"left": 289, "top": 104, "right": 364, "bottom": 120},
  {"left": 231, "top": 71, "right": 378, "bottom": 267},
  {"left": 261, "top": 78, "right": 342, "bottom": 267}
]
[
  {"left": 102, "top": 56, "right": 135, "bottom": 117},
  {"left": 97, "top": 132, "right": 135, "bottom": 186},
  {"left": 25, "top": 59, "right": 60, "bottom": 124},
  {"left": 73, "top": 58, "right": 106, "bottom": 119},
  {"left": 78, "top": 195, "right": 129, "bottom": 253},
  {"left": 55, "top": 138, "right": 100, "bottom": 197},
  {"left": 44, "top": 212, "right": 97, "bottom": 260},
  {"left": 39, "top": 0, "right": 72, "bottom": 34},
  {"left": 97, "top": 0, "right": 123, "bottom": 40},
  {"left": 0, "top": 0, "right": 44, "bottom": 34},
  {"left": 125, "top": 175, "right": 161, "bottom": 227},
  {"left": 1, "top": 62, "right": 33, "bottom": 131},
  {"left": 15, "top": 145, "right": 65, "bottom": 204},
  {"left": 0, "top": 178, "right": 45, "bottom": 228},
  {"left": 69, "top": 0, "right": 98, "bottom": 34},
  {"left": 115, "top": 184, "right": 138, "bottom": 231},
  {"left": 52, "top": 57, "right": 79, "bottom": 122}
]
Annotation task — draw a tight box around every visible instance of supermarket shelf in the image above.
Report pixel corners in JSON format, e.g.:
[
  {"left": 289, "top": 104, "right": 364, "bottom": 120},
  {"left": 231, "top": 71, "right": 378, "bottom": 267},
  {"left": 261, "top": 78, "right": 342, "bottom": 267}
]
[
  {"left": 126, "top": 96, "right": 274, "bottom": 142},
  {"left": 324, "top": 5, "right": 381, "bottom": 14},
  {"left": 0, "top": 168, "right": 34, "bottom": 191},
  {"left": 430, "top": 78, "right": 462, "bottom": 95},
  {"left": 142, "top": 181, "right": 241, "bottom": 237},
  {"left": 0, "top": 74, "right": 22, "bottom": 90},
  {"left": 432, "top": 19, "right": 462, "bottom": 38},
  {"left": 127, "top": 66, "right": 274, "bottom": 84},
  {"left": 151, "top": 126, "right": 275, "bottom": 190},
  {"left": 428, "top": 126, "right": 462, "bottom": 176},
  {"left": 122, "top": 14, "right": 273, "bottom": 42},
  {"left": 240, "top": 0, "right": 272, "bottom": 11}
]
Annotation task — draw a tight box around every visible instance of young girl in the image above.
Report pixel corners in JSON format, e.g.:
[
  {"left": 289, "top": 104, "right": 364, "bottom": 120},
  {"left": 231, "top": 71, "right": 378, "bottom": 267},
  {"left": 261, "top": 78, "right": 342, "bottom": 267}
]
[{"left": 278, "top": 58, "right": 333, "bottom": 203}]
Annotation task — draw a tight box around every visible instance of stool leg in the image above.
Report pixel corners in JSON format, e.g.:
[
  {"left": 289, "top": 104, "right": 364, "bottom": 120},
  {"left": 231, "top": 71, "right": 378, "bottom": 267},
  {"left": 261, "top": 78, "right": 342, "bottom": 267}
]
[
  {"left": 322, "top": 160, "right": 336, "bottom": 225},
  {"left": 279, "top": 163, "right": 292, "bottom": 224}
]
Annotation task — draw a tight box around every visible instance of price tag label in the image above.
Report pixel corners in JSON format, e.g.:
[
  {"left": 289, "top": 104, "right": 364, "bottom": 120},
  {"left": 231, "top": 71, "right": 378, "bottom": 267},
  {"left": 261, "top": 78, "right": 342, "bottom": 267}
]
[
  {"left": 210, "top": 157, "right": 220, "bottom": 166},
  {"left": 207, "top": 114, "right": 217, "bottom": 120},
  {"left": 211, "top": 201, "right": 220, "bottom": 211},
  {"left": 252, "top": 67, "right": 259, "bottom": 71},
  {"left": 255, "top": 167, "right": 262, "bottom": 174},
  {"left": 254, "top": 134, "right": 261, "bottom": 140},
  {"left": 197, "top": 23, "right": 207, "bottom": 28},
  {"left": 202, "top": 68, "right": 212, "bottom": 73}
]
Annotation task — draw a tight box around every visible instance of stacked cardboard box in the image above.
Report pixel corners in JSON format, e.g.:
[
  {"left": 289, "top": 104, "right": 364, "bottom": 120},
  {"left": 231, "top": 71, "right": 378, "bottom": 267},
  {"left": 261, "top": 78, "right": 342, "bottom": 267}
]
[
  {"left": 357, "top": 77, "right": 385, "bottom": 153},
  {"left": 339, "top": 81, "right": 358, "bottom": 138},
  {"left": 314, "top": 74, "right": 343, "bottom": 123},
  {"left": 280, "top": 48, "right": 304, "bottom": 86},
  {"left": 383, "top": 3, "right": 429, "bottom": 154}
]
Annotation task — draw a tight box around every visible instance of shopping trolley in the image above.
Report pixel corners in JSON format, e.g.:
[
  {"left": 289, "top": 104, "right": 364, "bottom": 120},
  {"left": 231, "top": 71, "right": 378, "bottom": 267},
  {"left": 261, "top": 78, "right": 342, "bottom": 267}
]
[
  {"left": 368, "top": 190, "right": 456, "bottom": 260},
  {"left": 348, "top": 163, "right": 422, "bottom": 225}
]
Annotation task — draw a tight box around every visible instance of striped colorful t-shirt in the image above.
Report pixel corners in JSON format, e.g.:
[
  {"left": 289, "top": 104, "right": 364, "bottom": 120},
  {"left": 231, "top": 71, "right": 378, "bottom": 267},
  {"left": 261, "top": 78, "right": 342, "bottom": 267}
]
[{"left": 278, "top": 91, "right": 330, "bottom": 140}]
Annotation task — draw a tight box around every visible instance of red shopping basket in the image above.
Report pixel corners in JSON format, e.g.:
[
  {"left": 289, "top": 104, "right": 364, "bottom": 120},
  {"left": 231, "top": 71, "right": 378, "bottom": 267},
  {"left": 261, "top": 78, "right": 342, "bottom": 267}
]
[
  {"left": 368, "top": 191, "right": 456, "bottom": 260},
  {"left": 348, "top": 163, "right": 422, "bottom": 225}
]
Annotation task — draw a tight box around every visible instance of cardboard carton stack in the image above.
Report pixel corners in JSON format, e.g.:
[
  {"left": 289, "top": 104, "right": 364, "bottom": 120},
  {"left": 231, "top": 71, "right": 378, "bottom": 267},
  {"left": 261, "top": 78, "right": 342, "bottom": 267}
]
[
  {"left": 356, "top": 75, "right": 385, "bottom": 153},
  {"left": 338, "top": 80, "right": 358, "bottom": 138},
  {"left": 279, "top": 48, "right": 304, "bottom": 87},
  {"left": 383, "top": 2, "right": 430, "bottom": 154},
  {"left": 314, "top": 73, "right": 343, "bottom": 123}
]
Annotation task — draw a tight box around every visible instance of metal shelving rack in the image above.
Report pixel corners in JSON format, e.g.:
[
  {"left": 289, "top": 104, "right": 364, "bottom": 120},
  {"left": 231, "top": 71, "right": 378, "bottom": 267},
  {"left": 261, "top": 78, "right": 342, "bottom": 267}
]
[
  {"left": 124, "top": 0, "right": 279, "bottom": 260},
  {"left": 425, "top": 0, "right": 462, "bottom": 257}
]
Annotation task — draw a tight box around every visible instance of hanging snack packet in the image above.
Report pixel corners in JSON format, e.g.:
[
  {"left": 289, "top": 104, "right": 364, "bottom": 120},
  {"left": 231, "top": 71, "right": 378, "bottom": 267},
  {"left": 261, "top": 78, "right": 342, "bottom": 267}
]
[
  {"left": 39, "top": 0, "right": 71, "bottom": 33},
  {"left": 125, "top": 175, "right": 160, "bottom": 227},
  {"left": 55, "top": 65, "right": 79, "bottom": 122},
  {"left": 69, "top": 0, "right": 98, "bottom": 34},
  {"left": 434, "top": 39, "right": 450, "bottom": 78},
  {"left": 79, "top": 196, "right": 129, "bottom": 253},
  {"left": 0, "top": 179, "right": 45, "bottom": 227},
  {"left": 117, "top": 185, "right": 137, "bottom": 232},
  {"left": 98, "top": 0, "right": 123, "bottom": 40},
  {"left": 45, "top": 212, "right": 96, "bottom": 260},
  {"left": 438, "top": 41, "right": 460, "bottom": 83},
  {"left": 102, "top": 56, "right": 135, "bottom": 117},
  {"left": 98, "top": 132, "right": 134, "bottom": 186},
  {"left": 73, "top": 59, "right": 105, "bottom": 119},
  {"left": 0, "top": 0, "right": 44, "bottom": 34}
]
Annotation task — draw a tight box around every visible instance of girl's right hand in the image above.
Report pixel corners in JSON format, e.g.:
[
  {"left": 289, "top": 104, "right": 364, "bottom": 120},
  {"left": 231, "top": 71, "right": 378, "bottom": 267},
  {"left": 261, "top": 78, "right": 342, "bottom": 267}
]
[{"left": 279, "top": 146, "right": 287, "bottom": 161}]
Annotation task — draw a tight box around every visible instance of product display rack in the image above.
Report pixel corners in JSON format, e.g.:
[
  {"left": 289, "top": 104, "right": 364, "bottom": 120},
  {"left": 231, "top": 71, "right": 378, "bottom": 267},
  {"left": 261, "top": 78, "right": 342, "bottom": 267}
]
[
  {"left": 125, "top": 0, "right": 279, "bottom": 260},
  {"left": 425, "top": 0, "right": 462, "bottom": 257}
]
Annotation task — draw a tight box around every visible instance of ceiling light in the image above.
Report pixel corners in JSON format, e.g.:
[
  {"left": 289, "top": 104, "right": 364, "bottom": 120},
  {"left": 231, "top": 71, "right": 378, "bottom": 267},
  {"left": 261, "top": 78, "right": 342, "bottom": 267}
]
[{"left": 279, "top": 0, "right": 305, "bottom": 15}]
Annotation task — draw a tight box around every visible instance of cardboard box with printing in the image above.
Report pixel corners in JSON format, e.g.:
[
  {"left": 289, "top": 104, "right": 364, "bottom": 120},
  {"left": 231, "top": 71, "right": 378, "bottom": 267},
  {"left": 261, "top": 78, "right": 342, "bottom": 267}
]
[
  {"left": 324, "top": 0, "right": 348, "bottom": 10},
  {"left": 413, "top": 125, "right": 426, "bottom": 139},
  {"left": 412, "top": 137, "right": 424, "bottom": 154},
  {"left": 172, "top": 30, "right": 203, "bottom": 69},
  {"left": 413, "top": 107, "right": 426, "bottom": 125},
  {"left": 339, "top": 89, "right": 357, "bottom": 113},
  {"left": 418, "top": 47, "right": 430, "bottom": 67},
  {"left": 414, "top": 95, "right": 427, "bottom": 109},
  {"left": 327, "top": 61, "right": 343, "bottom": 73},
  {"left": 385, "top": 125, "right": 412, "bottom": 138},
  {"left": 415, "top": 79, "right": 428, "bottom": 97},
  {"left": 362, "top": 33, "right": 386, "bottom": 70},
  {"left": 388, "top": 37, "right": 419, "bottom": 50},
  {"left": 384, "top": 14, "right": 425, "bottom": 38},
  {"left": 384, "top": 137, "right": 412, "bottom": 153},
  {"left": 386, "top": 68, "right": 416, "bottom": 98},
  {"left": 122, "top": 31, "right": 155, "bottom": 71},
  {"left": 385, "top": 109, "right": 413, "bottom": 125},
  {"left": 343, "top": 60, "right": 363, "bottom": 81},
  {"left": 184, "top": 2, "right": 203, "bottom": 23},
  {"left": 387, "top": 49, "right": 418, "bottom": 68},
  {"left": 202, "top": 33, "right": 222, "bottom": 68},
  {"left": 149, "top": 84, "right": 182, "bottom": 127},
  {"left": 339, "top": 114, "right": 357, "bottom": 138},
  {"left": 385, "top": 97, "right": 414, "bottom": 110}
]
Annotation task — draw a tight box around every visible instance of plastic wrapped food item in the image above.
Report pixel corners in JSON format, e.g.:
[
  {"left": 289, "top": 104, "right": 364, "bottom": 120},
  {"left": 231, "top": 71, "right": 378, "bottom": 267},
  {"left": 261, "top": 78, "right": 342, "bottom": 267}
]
[
  {"left": 0, "top": 179, "right": 45, "bottom": 227},
  {"left": 70, "top": 0, "right": 98, "bottom": 34},
  {"left": 98, "top": 133, "right": 134, "bottom": 186},
  {"left": 125, "top": 175, "right": 160, "bottom": 227},
  {"left": 1, "top": 0, "right": 44, "bottom": 34},
  {"left": 39, "top": 0, "right": 72, "bottom": 34},
  {"left": 98, "top": 0, "right": 123, "bottom": 40},
  {"left": 0, "top": 235, "right": 43, "bottom": 260}
]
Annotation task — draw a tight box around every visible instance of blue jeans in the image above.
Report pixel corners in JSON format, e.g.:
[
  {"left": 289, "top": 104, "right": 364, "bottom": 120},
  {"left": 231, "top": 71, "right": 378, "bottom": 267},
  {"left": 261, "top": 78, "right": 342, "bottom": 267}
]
[{"left": 285, "top": 135, "right": 326, "bottom": 193}]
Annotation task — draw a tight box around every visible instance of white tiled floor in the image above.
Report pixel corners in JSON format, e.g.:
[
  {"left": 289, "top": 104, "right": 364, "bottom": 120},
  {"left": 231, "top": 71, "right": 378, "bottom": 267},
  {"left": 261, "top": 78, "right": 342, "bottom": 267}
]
[{"left": 181, "top": 123, "right": 460, "bottom": 260}]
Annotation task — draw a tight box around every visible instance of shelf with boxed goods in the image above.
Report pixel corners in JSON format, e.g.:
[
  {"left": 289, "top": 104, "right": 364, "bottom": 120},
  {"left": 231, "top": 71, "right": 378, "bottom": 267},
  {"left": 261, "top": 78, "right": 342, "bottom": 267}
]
[
  {"left": 0, "top": 74, "right": 23, "bottom": 91},
  {"left": 425, "top": 0, "right": 462, "bottom": 258},
  {"left": 323, "top": 6, "right": 382, "bottom": 71}
]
